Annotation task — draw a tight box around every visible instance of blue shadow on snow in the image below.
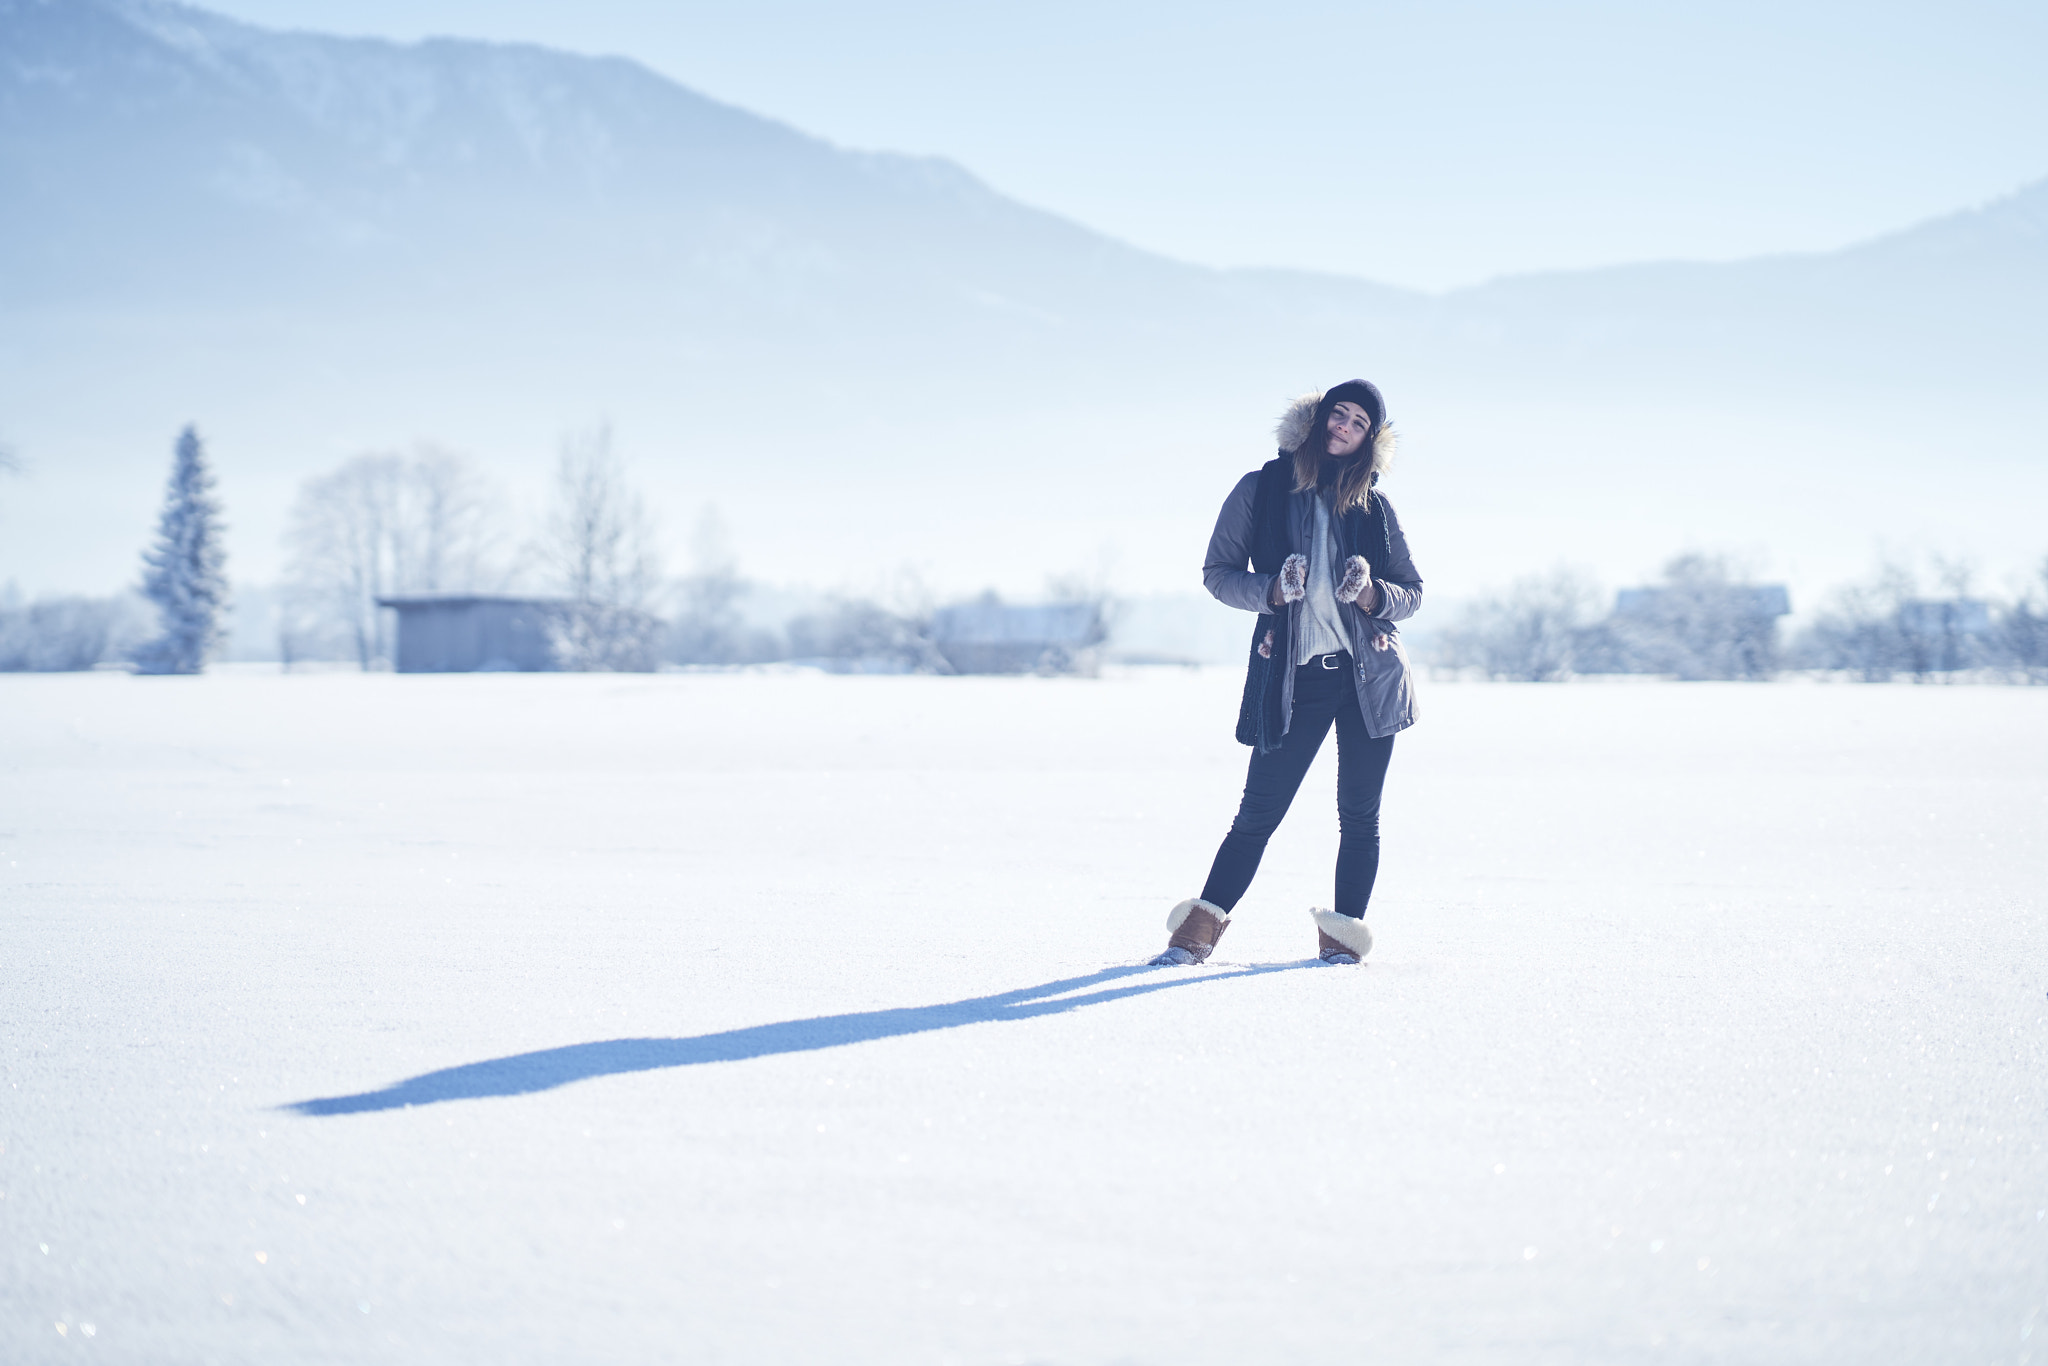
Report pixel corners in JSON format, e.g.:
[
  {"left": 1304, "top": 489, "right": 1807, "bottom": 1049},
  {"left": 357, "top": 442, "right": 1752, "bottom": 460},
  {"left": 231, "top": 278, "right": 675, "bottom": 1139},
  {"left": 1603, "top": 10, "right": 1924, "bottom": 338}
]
[{"left": 285, "top": 961, "right": 1315, "bottom": 1116}]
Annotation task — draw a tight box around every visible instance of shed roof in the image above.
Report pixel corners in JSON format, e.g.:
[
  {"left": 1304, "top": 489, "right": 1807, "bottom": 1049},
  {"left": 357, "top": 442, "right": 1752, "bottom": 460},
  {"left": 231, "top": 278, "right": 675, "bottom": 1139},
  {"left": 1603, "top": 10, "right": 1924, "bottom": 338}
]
[
  {"left": 375, "top": 594, "right": 569, "bottom": 610},
  {"left": 1614, "top": 584, "right": 1791, "bottom": 618}
]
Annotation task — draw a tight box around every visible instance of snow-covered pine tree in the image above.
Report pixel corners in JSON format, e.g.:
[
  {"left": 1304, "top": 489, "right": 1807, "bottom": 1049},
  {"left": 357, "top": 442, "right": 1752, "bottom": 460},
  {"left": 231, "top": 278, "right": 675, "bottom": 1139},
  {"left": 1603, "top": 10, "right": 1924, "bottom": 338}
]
[{"left": 136, "top": 425, "right": 229, "bottom": 674}]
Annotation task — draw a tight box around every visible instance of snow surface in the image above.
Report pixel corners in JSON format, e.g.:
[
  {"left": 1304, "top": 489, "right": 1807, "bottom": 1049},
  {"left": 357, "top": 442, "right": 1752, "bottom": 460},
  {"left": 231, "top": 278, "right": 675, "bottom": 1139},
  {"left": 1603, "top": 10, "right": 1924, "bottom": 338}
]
[{"left": 3, "top": 668, "right": 2046, "bottom": 1363}]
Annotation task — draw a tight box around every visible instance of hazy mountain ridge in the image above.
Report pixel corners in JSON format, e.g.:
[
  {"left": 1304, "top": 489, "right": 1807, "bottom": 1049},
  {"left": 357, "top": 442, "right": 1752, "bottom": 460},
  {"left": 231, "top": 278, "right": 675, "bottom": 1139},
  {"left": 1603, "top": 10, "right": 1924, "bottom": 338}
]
[
  {"left": 7, "top": 0, "right": 2042, "bottom": 392},
  {"left": 3, "top": 0, "right": 1186, "bottom": 331},
  {"left": 4, "top": 0, "right": 2045, "bottom": 604},
  {"left": 1442, "top": 175, "right": 2048, "bottom": 391}
]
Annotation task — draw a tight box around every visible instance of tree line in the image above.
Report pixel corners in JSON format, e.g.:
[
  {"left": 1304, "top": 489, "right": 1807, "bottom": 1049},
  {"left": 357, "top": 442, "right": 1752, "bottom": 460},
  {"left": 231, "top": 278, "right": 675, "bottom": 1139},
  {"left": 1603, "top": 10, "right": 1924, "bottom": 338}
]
[
  {"left": 1433, "top": 553, "right": 2048, "bottom": 683},
  {"left": 8, "top": 428, "right": 2039, "bottom": 682},
  {"left": 0, "top": 425, "right": 973, "bottom": 673},
  {"left": 274, "top": 427, "right": 962, "bottom": 673}
]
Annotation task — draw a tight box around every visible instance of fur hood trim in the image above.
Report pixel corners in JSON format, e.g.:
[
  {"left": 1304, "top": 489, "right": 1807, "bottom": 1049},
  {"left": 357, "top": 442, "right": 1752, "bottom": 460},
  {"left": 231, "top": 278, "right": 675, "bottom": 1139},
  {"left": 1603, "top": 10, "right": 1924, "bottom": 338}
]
[
  {"left": 1275, "top": 390, "right": 1398, "bottom": 484},
  {"left": 1167, "top": 898, "right": 1230, "bottom": 934},
  {"left": 1310, "top": 907, "right": 1373, "bottom": 958}
]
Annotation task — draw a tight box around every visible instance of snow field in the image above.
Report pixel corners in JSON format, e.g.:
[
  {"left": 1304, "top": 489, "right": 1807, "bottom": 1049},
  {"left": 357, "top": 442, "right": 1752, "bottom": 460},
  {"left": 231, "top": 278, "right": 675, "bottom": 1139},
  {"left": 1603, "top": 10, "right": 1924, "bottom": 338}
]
[{"left": 2, "top": 668, "right": 2046, "bottom": 1363}]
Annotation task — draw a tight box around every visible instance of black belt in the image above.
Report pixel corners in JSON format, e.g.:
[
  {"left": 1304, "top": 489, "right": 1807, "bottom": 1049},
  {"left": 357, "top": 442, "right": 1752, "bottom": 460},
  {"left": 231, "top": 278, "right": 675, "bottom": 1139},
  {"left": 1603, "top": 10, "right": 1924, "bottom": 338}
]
[{"left": 1306, "top": 651, "right": 1348, "bottom": 670}]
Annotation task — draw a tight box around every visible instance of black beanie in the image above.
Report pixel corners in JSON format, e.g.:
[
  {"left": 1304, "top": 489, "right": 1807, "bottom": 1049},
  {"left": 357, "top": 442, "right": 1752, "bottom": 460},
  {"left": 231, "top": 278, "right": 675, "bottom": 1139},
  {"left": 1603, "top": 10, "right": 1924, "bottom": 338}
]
[{"left": 1320, "top": 379, "right": 1386, "bottom": 435}]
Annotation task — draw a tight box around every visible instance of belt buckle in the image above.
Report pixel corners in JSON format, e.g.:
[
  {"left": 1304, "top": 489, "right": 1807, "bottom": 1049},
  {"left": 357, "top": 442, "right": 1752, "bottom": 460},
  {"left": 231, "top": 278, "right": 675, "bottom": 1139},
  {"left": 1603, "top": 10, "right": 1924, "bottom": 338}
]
[{"left": 1320, "top": 653, "right": 1340, "bottom": 670}]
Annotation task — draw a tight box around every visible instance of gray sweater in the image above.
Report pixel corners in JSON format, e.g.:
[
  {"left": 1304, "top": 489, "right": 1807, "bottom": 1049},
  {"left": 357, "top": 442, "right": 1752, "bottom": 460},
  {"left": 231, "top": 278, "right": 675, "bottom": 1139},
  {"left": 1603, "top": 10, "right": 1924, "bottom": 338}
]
[{"left": 1295, "top": 496, "right": 1348, "bottom": 663}]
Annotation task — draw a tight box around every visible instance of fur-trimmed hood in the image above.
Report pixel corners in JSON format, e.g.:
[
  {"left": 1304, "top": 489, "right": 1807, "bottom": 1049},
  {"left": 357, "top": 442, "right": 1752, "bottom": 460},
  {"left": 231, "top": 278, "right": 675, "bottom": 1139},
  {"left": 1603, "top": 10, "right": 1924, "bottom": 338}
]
[{"left": 1275, "top": 390, "right": 1398, "bottom": 485}]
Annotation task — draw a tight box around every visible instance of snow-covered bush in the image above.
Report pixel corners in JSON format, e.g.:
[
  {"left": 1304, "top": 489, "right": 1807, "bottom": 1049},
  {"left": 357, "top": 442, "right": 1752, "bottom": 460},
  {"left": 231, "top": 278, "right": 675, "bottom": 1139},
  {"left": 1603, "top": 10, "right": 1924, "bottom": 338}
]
[
  {"left": 1433, "top": 568, "right": 1602, "bottom": 681},
  {"left": 928, "top": 593, "right": 1107, "bottom": 675},
  {"left": 784, "top": 598, "right": 950, "bottom": 673},
  {"left": 0, "top": 593, "right": 150, "bottom": 671},
  {"left": 1792, "top": 558, "right": 2002, "bottom": 681}
]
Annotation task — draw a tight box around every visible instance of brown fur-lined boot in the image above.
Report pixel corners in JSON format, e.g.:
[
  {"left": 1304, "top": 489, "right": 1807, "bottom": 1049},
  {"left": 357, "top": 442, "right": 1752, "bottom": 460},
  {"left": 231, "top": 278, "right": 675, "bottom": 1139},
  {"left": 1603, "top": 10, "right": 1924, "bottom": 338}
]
[
  {"left": 1311, "top": 908, "right": 1372, "bottom": 964},
  {"left": 1149, "top": 898, "right": 1231, "bottom": 966}
]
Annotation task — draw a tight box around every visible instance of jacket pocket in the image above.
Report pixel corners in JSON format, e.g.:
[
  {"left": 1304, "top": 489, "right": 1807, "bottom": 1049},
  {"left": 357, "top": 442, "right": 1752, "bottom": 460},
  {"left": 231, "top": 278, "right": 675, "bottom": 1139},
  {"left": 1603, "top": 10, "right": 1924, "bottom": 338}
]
[{"left": 1353, "top": 630, "right": 1415, "bottom": 732}]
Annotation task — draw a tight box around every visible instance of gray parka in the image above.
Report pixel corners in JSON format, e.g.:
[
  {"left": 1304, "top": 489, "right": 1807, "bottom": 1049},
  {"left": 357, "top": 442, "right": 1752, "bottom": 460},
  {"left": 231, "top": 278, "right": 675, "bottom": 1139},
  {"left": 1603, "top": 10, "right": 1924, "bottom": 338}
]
[{"left": 1202, "top": 395, "right": 1423, "bottom": 741}]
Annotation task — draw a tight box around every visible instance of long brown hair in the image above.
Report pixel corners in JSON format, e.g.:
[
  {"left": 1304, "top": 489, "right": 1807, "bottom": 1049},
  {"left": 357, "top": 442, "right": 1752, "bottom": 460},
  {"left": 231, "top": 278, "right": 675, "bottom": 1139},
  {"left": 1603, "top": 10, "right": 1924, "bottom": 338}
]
[{"left": 1291, "top": 409, "right": 1379, "bottom": 512}]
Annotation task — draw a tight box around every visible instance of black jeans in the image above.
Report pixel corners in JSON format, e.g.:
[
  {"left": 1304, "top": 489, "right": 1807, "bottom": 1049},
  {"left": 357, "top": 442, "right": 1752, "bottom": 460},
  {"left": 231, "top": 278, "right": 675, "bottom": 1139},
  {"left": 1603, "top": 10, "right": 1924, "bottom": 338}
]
[{"left": 1201, "top": 652, "right": 1395, "bottom": 920}]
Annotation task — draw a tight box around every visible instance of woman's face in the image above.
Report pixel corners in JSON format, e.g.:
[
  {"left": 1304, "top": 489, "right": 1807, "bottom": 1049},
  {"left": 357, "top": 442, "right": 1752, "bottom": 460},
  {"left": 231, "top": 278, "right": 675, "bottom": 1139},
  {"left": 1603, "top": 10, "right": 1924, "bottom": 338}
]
[{"left": 1325, "top": 401, "right": 1372, "bottom": 458}]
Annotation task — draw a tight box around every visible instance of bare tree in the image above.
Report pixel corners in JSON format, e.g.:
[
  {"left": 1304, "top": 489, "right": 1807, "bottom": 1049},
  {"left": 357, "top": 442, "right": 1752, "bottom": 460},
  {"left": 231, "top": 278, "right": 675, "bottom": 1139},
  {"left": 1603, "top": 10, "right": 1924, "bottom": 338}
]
[
  {"left": 399, "top": 446, "right": 502, "bottom": 594},
  {"left": 785, "top": 567, "right": 951, "bottom": 673},
  {"left": 665, "top": 504, "right": 750, "bottom": 664},
  {"left": 1902, "top": 556, "right": 1993, "bottom": 676},
  {"left": 1600, "top": 553, "right": 1785, "bottom": 680},
  {"left": 539, "top": 427, "right": 664, "bottom": 672},
  {"left": 281, "top": 448, "right": 502, "bottom": 668},
  {"left": 1436, "top": 568, "right": 1602, "bottom": 681},
  {"left": 1792, "top": 558, "right": 1907, "bottom": 680},
  {"left": 2000, "top": 558, "right": 2048, "bottom": 683},
  {"left": 283, "top": 454, "right": 399, "bottom": 667},
  {"left": 1046, "top": 546, "right": 1120, "bottom": 657},
  {"left": 1795, "top": 555, "right": 1995, "bottom": 681}
]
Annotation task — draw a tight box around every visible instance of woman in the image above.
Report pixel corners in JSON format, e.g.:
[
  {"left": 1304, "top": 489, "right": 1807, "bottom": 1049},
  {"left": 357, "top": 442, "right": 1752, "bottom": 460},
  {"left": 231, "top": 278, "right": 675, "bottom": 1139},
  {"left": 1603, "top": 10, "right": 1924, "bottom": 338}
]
[{"left": 1150, "top": 379, "right": 1422, "bottom": 967}]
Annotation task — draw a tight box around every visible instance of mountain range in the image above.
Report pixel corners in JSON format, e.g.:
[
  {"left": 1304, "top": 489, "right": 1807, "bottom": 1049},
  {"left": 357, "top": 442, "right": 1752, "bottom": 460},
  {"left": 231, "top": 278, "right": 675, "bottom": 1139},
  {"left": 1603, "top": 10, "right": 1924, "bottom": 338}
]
[{"left": 3, "top": 0, "right": 2045, "bottom": 609}]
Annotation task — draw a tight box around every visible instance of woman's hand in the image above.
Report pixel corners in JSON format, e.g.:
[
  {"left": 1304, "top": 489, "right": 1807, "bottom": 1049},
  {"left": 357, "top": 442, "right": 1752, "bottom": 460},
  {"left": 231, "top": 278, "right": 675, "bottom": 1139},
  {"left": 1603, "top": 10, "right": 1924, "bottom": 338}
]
[
  {"left": 1271, "top": 553, "right": 1308, "bottom": 606},
  {"left": 1335, "top": 555, "right": 1372, "bottom": 608}
]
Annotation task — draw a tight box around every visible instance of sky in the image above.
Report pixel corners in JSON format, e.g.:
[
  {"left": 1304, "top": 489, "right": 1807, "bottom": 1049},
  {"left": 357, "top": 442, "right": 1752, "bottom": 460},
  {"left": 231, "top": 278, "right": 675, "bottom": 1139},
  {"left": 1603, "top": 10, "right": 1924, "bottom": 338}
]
[{"left": 198, "top": 0, "right": 2048, "bottom": 290}]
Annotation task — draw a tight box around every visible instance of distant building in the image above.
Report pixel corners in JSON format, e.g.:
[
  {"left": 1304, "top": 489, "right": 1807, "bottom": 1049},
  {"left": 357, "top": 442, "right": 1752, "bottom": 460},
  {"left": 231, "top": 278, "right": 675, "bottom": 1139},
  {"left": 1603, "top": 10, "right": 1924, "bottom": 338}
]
[
  {"left": 930, "top": 599, "right": 1106, "bottom": 675},
  {"left": 1613, "top": 584, "right": 1791, "bottom": 620},
  {"left": 1589, "top": 580, "right": 1792, "bottom": 680},
  {"left": 376, "top": 596, "right": 562, "bottom": 673},
  {"left": 1890, "top": 596, "right": 1995, "bottom": 674},
  {"left": 1896, "top": 597, "right": 1992, "bottom": 637}
]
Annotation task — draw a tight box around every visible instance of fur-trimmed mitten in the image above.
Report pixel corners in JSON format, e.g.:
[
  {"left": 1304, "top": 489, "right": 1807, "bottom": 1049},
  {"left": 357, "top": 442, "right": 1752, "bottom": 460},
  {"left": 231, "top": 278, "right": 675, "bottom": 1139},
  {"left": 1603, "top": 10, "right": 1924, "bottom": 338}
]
[
  {"left": 1277, "top": 553, "right": 1308, "bottom": 604},
  {"left": 1335, "top": 555, "right": 1372, "bottom": 605},
  {"left": 1310, "top": 908, "right": 1372, "bottom": 964},
  {"left": 1150, "top": 898, "right": 1231, "bottom": 966}
]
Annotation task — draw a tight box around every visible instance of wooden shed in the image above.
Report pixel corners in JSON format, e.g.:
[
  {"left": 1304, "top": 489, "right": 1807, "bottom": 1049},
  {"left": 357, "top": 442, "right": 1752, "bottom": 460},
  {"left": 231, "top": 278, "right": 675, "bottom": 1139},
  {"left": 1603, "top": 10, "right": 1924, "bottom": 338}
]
[{"left": 376, "top": 595, "right": 563, "bottom": 673}]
